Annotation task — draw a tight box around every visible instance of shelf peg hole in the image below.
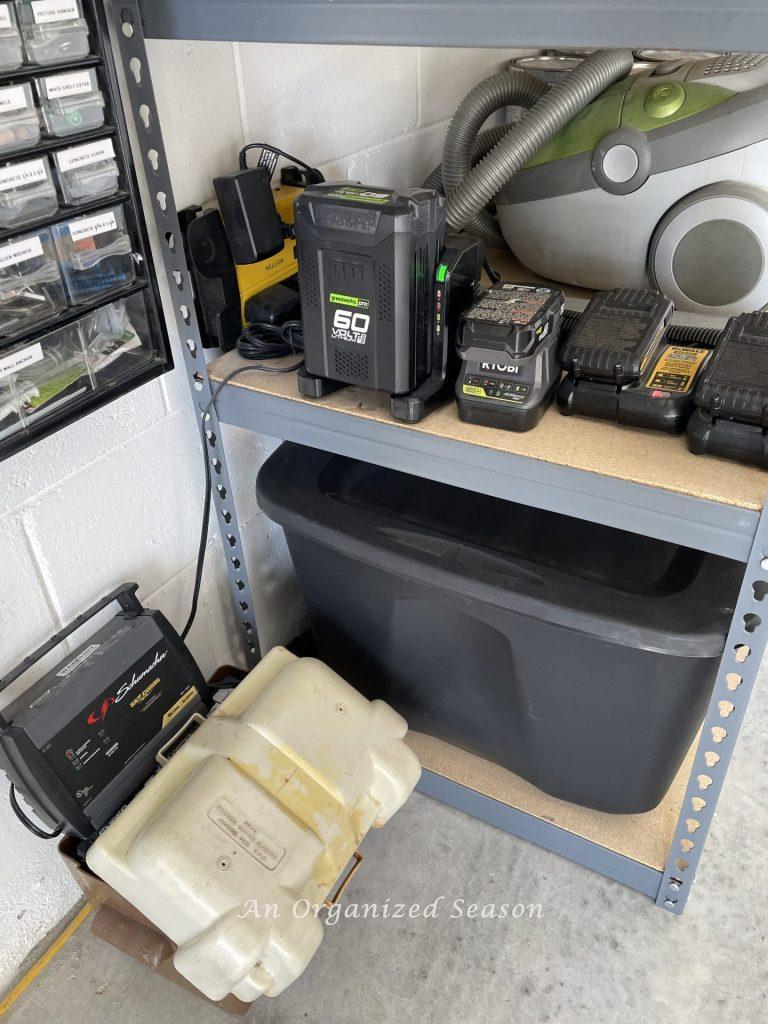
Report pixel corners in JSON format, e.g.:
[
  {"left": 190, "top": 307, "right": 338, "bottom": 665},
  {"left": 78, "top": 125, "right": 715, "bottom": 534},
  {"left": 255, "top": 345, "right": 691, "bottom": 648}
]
[
  {"left": 691, "top": 796, "right": 706, "bottom": 813},
  {"left": 752, "top": 580, "right": 768, "bottom": 601},
  {"left": 697, "top": 773, "right": 713, "bottom": 791},
  {"left": 165, "top": 231, "right": 176, "bottom": 252},
  {"left": 243, "top": 622, "right": 253, "bottom": 634},
  {"left": 222, "top": 510, "right": 232, "bottom": 525},
  {"left": 226, "top": 534, "right": 236, "bottom": 548},
  {"left": 231, "top": 558, "right": 240, "bottom": 570},
  {"left": 173, "top": 270, "right": 183, "bottom": 290},
  {"left": 675, "top": 858, "right": 690, "bottom": 872},
  {"left": 718, "top": 700, "right": 735, "bottom": 718},
  {"left": 236, "top": 579, "right": 244, "bottom": 591},
  {"left": 704, "top": 751, "right": 720, "bottom": 768},
  {"left": 148, "top": 149, "right": 160, "bottom": 172},
  {"left": 139, "top": 104, "right": 151, "bottom": 130},
  {"left": 761, "top": 556, "right": 768, "bottom": 572},
  {"left": 239, "top": 601, "right": 248, "bottom": 612},
  {"left": 743, "top": 612, "right": 761, "bottom": 634},
  {"left": 156, "top": 190, "right": 167, "bottom": 212},
  {"left": 726, "top": 672, "right": 742, "bottom": 691},
  {"left": 734, "top": 643, "right": 751, "bottom": 663},
  {"left": 668, "top": 877, "right": 683, "bottom": 892},
  {"left": 129, "top": 57, "right": 141, "bottom": 83},
  {"left": 711, "top": 726, "right": 727, "bottom": 744},
  {"left": 216, "top": 485, "right": 227, "bottom": 499},
  {"left": 680, "top": 839, "right": 695, "bottom": 853},
  {"left": 205, "top": 430, "right": 216, "bottom": 446},
  {"left": 180, "top": 304, "right": 191, "bottom": 326},
  {"left": 685, "top": 818, "right": 701, "bottom": 834},
  {"left": 185, "top": 338, "right": 197, "bottom": 357},
  {"left": 192, "top": 372, "right": 204, "bottom": 392},
  {"left": 210, "top": 458, "right": 221, "bottom": 475},
  {"left": 121, "top": 16, "right": 134, "bottom": 38}
]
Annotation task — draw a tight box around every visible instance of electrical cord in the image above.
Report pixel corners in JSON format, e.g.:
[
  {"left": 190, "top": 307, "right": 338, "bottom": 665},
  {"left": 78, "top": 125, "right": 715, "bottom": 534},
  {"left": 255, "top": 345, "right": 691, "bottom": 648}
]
[
  {"left": 236, "top": 319, "right": 304, "bottom": 361},
  {"left": 9, "top": 783, "right": 63, "bottom": 840},
  {"left": 181, "top": 359, "right": 304, "bottom": 642},
  {"left": 239, "top": 142, "right": 324, "bottom": 182}
]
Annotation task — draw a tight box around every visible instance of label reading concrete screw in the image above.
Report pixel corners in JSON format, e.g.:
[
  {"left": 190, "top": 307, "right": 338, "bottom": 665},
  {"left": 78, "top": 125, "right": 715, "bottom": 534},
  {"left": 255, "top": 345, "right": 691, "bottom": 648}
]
[
  {"left": 56, "top": 137, "right": 115, "bottom": 173},
  {"left": 208, "top": 797, "right": 286, "bottom": 871},
  {"left": 68, "top": 209, "right": 117, "bottom": 242}
]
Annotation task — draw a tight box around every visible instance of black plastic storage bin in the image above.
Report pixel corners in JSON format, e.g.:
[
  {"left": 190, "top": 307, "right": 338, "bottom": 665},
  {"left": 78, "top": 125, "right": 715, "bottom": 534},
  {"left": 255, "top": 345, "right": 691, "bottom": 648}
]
[{"left": 257, "top": 443, "right": 742, "bottom": 814}]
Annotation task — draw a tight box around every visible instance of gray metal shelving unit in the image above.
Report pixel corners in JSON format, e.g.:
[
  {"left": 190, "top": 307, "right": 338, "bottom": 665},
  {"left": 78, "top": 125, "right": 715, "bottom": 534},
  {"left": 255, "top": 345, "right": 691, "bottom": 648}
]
[{"left": 109, "top": 0, "right": 768, "bottom": 915}]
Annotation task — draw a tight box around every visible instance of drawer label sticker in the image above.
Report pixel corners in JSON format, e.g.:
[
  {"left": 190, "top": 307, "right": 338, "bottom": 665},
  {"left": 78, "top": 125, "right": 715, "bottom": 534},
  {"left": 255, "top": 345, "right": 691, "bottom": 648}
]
[
  {"left": 68, "top": 210, "right": 118, "bottom": 242},
  {"left": 57, "top": 137, "right": 115, "bottom": 173},
  {"left": 0, "top": 85, "right": 30, "bottom": 114},
  {"left": 208, "top": 797, "right": 286, "bottom": 871},
  {"left": 0, "top": 5, "right": 12, "bottom": 30},
  {"left": 0, "top": 343, "right": 44, "bottom": 381},
  {"left": 31, "top": 0, "right": 79, "bottom": 23},
  {"left": 44, "top": 70, "right": 93, "bottom": 98},
  {"left": 0, "top": 234, "right": 44, "bottom": 267},
  {"left": 0, "top": 158, "right": 48, "bottom": 191}
]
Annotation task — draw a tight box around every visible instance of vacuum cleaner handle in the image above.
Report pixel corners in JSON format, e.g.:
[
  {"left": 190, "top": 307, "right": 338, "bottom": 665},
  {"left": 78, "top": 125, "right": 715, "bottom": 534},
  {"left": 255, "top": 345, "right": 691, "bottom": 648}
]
[{"left": 0, "top": 582, "right": 143, "bottom": 697}]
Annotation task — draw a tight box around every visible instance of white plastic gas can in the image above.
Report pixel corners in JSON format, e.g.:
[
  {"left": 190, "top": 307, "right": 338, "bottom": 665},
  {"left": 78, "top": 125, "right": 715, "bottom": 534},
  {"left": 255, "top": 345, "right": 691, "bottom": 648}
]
[{"left": 87, "top": 647, "right": 421, "bottom": 1002}]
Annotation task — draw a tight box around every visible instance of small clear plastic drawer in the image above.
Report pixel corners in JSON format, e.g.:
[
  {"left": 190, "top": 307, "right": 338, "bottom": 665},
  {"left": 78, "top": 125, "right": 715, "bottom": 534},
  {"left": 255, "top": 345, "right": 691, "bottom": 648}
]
[
  {"left": 0, "top": 81, "right": 41, "bottom": 156},
  {"left": 17, "top": 0, "right": 90, "bottom": 66},
  {"left": 53, "top": 204, "right": 135, "bottom": 304},
  {"left": 0, "top": 227, "right": 65, "bottom": 336},
  {"left": 0, "top": 153, "right": 57, "bottom": 229},
  {"left": 81, "top": 292, "right": 160, "bottom": 387},
  {"left": 36, "top": 67, "right": 104, "bottom": 137},
  {"left": 2, "top": 321, "right": 92, "bottom": 426},
  {"left": 53, "top": 137, "right": 119, "bottom": 205},
  {"left": 0, "top": 2, "right": 23, "bottom": 71},
  {"left": 0, "top": 375, "right": 22, "bottom": 441}
]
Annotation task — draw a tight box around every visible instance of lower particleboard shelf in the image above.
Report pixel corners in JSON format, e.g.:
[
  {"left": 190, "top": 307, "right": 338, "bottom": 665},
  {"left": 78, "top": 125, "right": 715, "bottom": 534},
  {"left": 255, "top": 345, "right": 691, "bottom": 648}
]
[{"left": 407, "top": 731, "right": 696, "bottom": 877}]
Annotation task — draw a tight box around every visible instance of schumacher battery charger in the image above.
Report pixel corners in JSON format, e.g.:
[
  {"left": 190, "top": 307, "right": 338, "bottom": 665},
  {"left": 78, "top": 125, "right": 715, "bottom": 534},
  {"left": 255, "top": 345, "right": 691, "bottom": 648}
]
[
  {"left": 294, "top": 182, "right": 482, "bottom": 422},
  {"left": 556, "top": 288, "right": 715, "bottom": 434},
  {"left": 687, "top": 312, "right": 768, "bottom": 466},
  {"left": 456, "top": 284, "right": 565, "bottom": 431},
  {"left": 0, "top": 583, "right": 209, "bottom": 840}
]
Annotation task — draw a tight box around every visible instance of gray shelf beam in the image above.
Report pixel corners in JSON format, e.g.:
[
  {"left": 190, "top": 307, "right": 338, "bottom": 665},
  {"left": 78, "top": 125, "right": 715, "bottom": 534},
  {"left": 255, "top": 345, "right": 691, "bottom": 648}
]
[
  {"left": 141, "top": 0, "right": 768, "bottom": 52},
  {"left": 212, "top": 382, "right": 759, "bottom": 562},
  {"left": 418, "top": 770, "right": 662, "bottom": 899}
]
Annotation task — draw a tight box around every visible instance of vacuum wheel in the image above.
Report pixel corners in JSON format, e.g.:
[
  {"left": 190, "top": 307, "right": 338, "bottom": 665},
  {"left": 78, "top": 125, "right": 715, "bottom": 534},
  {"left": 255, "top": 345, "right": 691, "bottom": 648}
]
[{"left": 649, "top": 182, "right": 768, "bottom": 315}]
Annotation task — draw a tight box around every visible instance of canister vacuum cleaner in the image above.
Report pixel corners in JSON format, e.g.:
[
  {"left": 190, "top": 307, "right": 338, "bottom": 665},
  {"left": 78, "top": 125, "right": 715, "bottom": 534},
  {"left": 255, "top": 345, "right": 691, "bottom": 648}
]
[{"left": 428, "top": 50, "right": 768, "bottom": 317}]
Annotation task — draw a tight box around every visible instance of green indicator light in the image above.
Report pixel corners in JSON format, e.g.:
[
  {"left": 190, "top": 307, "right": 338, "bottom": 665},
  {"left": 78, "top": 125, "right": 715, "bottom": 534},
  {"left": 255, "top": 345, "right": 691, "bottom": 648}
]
[{"left": 436, "top": 263, "right": 448, "bottom": 283}]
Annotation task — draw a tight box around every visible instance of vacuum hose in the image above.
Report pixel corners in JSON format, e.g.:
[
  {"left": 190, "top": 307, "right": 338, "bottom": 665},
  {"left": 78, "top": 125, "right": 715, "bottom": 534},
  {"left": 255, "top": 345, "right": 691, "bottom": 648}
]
[{"left": 430, "top": 50, "right": 635, "bottom": 248}]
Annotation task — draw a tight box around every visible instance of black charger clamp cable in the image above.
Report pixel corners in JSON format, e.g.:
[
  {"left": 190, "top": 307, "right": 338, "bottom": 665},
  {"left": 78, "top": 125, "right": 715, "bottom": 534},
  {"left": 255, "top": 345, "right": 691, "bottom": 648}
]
[
  {"left": 9, "top": 783, "right": 63, "bottom": 840},
  {"left": 181, "top": 360, "right": 303, "bottom": 643}
]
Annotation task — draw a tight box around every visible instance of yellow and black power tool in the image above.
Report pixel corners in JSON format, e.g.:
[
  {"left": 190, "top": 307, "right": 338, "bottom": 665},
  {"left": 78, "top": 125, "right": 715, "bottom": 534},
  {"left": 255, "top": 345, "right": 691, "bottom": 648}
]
[{"left": 182, "top": 144, "right": 323, "bottom": 350}]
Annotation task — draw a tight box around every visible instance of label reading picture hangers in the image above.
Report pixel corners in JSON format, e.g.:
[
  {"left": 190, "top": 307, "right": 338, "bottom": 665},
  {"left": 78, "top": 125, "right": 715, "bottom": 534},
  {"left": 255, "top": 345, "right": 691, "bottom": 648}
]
[
  {"left": 68, "top": 210, "right": 117, "bottom": 242},
  {"left": 31, "top": 0, "right": 80, "bottom": 24},
  {"left": 44, "top": 70, "right": 93, "bottom": 100},
  {"left": 57, "top": 137, "right": 115, "bottom": 173}
]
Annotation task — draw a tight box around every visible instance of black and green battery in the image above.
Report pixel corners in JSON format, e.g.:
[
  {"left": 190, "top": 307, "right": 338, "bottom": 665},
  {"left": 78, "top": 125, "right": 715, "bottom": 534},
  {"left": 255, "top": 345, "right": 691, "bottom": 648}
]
[{"left": 456, "top": 284, "right": 565, "bottom": 432}]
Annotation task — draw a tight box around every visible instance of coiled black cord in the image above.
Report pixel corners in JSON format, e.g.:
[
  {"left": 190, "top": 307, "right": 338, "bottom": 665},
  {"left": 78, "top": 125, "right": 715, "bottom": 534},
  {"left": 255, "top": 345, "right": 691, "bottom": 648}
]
[{"left": 236, "top": 319, "right": 304, "bottom": 361}]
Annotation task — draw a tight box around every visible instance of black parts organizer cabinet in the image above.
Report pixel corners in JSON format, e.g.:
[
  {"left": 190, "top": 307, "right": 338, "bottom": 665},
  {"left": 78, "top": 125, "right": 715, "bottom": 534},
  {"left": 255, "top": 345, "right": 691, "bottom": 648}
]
[{"left": 0, "top": 0, "right": 170, "bottom": 460}]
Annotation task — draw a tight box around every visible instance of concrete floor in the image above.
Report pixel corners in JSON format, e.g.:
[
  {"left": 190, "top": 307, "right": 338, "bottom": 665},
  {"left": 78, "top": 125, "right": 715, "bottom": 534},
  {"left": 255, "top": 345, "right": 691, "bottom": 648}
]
[{"left": 6, "top": 676, "right": 768, "bottom": 1024}]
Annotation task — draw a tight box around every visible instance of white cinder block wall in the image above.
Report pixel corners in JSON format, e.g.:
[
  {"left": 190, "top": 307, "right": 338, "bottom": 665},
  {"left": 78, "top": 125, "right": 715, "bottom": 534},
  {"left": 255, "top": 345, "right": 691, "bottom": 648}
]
[{"left": 0, "top": 40, "right": 529, "bottom": 990}]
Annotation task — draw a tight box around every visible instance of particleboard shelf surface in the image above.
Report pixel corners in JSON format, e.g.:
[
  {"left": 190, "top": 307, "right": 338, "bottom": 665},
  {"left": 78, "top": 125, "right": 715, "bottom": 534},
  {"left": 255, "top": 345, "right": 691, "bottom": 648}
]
[
  {"left": 407, "top": 731, "right": 695, "bottom": 871},
  {"left": 208, "top": 348, "right": 767, "bottom": 513}
]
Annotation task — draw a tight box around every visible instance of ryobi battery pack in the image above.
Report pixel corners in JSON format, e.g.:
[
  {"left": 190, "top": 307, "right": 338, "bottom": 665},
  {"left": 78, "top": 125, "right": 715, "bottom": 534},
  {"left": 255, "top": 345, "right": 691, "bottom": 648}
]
[{"left": 0, "top": 583, "right": 209, "bottom": 840}]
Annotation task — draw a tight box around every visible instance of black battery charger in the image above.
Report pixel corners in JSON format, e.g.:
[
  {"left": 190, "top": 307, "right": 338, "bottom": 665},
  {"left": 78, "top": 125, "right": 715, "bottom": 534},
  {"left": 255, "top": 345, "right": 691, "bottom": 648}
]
[{"left": 0, "top": 583, "right": 209, "bottom": 840}]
